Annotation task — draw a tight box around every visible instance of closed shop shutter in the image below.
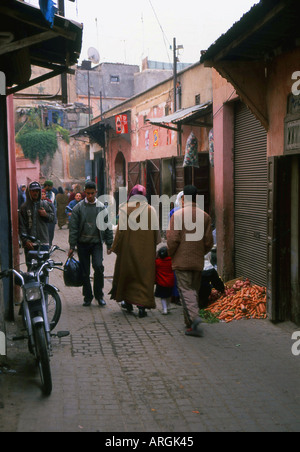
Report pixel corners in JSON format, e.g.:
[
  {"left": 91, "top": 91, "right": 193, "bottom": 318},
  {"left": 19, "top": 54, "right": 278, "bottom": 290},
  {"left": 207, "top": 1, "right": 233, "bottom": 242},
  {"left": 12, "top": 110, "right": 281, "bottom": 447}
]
[{"left": 234, "top": 102, "right": 268, "bottom": 287}]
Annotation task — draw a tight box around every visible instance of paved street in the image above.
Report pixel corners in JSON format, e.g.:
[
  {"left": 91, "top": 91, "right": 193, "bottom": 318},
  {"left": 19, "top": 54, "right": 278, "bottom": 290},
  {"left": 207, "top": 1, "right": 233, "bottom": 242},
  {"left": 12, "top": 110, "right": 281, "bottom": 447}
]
[{"left": 1, "top": 226, "right": 300, "bottom": 433}]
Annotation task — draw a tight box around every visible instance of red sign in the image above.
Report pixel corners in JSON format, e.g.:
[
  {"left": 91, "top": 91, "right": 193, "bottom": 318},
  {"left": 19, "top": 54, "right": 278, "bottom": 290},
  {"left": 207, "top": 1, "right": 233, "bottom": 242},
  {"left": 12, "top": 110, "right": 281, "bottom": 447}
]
[{"left": 115, "top": 115, "right": 128, "bottom": 134}]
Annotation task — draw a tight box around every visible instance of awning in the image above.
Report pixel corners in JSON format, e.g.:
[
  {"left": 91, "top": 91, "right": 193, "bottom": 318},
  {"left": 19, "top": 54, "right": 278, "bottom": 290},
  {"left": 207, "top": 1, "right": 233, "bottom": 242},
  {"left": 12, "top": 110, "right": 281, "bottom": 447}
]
[
  {"left": 147, "top": 102, "right": 213, "bottom": 131},
  {"left": 200, "top": 0, "right": 300, "bottom": 64},
  {"left": 71, "top": 121, "right": 106, "bottom": 147},
  {"left": 199, "top": 0, "right": 300, "bottom": 131},
  {"left": 74, "top": 110, "right": 132, "bottom": 145},
  {"left": 71, "top": 118, "right": 114, "bottom": 148},
  {"left": 0, "top": 0, "right": 83, "bottom": 94}
]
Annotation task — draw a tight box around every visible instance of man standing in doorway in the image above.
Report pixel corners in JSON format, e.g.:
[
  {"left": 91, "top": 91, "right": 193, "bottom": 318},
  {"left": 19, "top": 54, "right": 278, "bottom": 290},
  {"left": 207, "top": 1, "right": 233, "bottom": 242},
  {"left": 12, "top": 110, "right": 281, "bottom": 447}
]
[
  {"left": 68, "top": 181, "right": 113, "bottom": 307},
  {"left": 167, "top": 185, "right": 214, "bottom": 337}
]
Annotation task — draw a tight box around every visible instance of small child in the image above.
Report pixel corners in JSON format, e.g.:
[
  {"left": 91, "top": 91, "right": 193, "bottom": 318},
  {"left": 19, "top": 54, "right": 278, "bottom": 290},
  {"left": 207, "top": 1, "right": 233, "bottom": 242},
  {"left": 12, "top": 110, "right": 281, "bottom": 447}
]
[{"left": 155, "top": 246, "right": 175, "bottom": 315}]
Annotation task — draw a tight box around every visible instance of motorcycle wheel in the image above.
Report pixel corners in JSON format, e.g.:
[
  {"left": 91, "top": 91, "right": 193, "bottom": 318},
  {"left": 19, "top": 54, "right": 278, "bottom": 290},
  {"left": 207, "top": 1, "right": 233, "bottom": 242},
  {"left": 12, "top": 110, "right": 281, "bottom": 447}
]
[
  {"left": 34, "top": 323, "right": 52, "bottom": 396},
  {"left": 44, "top": 285, "right": 62, "bottom": 331}
]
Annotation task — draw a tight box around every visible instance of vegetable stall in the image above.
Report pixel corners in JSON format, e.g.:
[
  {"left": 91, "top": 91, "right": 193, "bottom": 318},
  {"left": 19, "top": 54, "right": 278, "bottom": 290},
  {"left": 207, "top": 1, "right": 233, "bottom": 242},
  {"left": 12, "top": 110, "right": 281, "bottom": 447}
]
[{"left": 202, "top": 279, "right": 267, "bottom": 323}]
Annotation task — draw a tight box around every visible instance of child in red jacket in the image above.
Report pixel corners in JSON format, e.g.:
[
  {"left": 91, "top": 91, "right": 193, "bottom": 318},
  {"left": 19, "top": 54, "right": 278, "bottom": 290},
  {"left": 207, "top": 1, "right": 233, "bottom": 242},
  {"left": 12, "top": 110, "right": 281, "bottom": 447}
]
[{"left": 155, "top": 246, "right": 175, "bottom": 315}]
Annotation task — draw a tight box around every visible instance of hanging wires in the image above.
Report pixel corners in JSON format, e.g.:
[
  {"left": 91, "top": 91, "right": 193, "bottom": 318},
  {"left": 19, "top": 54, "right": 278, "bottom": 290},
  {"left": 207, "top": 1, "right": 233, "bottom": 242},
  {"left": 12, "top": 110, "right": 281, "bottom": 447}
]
[
  {"left": 148, "top": 0, "right": 172, "bottom": 64},
  {"left": 213, "top": 89, "right": 236, "bottom": 119}
]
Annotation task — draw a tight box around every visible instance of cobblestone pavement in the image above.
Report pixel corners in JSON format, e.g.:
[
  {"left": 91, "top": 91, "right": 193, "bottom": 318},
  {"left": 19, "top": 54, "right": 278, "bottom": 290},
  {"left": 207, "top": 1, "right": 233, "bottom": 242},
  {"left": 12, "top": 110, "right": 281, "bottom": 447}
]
[{"left": 1, "top": 226, "right": 300, "bottom": 433}]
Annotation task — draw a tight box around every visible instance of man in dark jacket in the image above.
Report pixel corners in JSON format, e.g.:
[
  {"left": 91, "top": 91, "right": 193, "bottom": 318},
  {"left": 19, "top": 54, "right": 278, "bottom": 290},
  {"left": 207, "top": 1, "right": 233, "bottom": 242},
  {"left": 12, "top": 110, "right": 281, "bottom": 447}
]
[
  {"left": 68, "top": 181, "right": 113, "bottom": 307},
  {"left": 19, "top": 181, "right": 55, "bottom": 257}
]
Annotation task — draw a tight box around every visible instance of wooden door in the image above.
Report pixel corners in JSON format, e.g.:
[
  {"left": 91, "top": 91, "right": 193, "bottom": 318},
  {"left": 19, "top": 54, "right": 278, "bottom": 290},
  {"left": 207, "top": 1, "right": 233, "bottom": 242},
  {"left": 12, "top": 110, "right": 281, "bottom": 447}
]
[{"left": 128, "top": 161, "right": 141, "bottom": 194}]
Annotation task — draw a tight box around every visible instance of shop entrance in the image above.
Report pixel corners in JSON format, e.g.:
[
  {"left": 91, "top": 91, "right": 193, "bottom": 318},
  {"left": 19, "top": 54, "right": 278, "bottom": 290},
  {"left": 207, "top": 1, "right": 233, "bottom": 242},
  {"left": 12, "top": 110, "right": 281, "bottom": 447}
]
[
  {"left": 267, "top": 155, "right": 300, "bottom": 324},
  {"left": 291, "top": 156, "right": 300, "bottom": 323}
]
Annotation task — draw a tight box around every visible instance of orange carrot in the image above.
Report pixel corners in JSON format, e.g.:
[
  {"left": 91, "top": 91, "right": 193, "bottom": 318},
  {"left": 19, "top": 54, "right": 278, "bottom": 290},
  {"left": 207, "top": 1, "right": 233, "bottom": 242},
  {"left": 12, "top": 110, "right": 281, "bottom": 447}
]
[{"left": 206, "top": 281, "right": 267, "bottom": 323}]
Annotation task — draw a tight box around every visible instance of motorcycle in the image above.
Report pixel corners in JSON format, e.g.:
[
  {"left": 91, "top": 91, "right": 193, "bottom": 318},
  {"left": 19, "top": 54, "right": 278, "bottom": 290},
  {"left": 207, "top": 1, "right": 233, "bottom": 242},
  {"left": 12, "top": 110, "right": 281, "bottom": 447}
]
[
  {"left": 24, "top": 237, "right": 66, "bottom": 331},
  {"left": 0, "top": 236, "right": 68, "bottom": 396}
]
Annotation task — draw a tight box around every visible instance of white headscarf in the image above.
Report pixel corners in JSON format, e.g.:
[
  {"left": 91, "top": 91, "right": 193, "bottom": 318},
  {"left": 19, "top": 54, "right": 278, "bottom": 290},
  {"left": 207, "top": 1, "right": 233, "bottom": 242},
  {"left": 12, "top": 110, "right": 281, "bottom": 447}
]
[{"left": 175, "top": 191, "right": 184, "bottom": 208}]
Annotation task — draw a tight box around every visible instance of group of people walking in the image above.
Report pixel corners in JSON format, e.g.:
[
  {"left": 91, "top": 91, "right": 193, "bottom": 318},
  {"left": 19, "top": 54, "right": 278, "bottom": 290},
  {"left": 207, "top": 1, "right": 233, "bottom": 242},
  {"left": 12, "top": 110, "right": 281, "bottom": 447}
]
[
  {"left": 69, "top": 181, "right": 213, "bottom": 337},
  {"left": 18, "top": 179, "right": 215, "bottom": 338},
  {"left": 109, "top": 183, "right": 213, "bottom": 336}
]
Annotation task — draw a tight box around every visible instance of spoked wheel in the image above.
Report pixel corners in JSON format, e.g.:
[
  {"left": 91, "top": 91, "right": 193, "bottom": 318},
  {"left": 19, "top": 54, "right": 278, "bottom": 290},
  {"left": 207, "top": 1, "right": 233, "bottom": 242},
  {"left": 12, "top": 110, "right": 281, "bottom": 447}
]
[
  {"left": 34, "top": 323, "right": 52, "bottom": 396},
  {"left": 44, "top": 285, "right": 62, "bottom": 331}
]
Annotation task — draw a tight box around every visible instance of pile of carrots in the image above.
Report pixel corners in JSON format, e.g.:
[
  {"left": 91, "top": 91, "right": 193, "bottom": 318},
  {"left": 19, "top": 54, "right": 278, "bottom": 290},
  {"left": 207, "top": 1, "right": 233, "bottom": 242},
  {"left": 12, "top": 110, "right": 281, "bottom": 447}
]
[{"left": 206, "top": 278, "right": 267, "bottom": 323}]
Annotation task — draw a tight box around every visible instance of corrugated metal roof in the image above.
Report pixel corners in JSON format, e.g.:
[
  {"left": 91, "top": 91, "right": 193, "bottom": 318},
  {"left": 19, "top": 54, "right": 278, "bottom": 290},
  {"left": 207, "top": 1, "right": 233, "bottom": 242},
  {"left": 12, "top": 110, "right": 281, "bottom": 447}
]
[
  {"left": 0, "top": 0, "right": 83, "bottom": 91},
  {"left": 148, "top": 102, "right": 212, "bottom": 127}
]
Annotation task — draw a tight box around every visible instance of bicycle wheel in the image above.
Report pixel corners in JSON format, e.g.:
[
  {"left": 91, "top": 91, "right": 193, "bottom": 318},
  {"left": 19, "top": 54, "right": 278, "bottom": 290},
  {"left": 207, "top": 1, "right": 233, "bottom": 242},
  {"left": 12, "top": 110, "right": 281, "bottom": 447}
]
[
  {"left": 43, "top": 285, "right": 62, "bottom": 331},
  {"left": 34, "top": 323, "right": 52, "bottom": 396}
]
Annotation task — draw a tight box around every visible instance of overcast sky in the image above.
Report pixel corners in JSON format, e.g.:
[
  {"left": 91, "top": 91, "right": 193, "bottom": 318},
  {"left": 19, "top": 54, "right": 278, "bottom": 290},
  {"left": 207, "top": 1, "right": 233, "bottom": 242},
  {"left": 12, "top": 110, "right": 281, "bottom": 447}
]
[{"left": 26, "top": 0, "right": 259, "bottom": 66}]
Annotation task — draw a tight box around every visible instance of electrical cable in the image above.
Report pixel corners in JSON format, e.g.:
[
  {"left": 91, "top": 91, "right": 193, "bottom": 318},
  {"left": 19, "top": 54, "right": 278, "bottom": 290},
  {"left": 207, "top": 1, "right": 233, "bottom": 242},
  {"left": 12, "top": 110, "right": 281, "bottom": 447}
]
[
  {"left": 148, "top": 0, "right": 172, "bottom": 64},
  {"left": 213, "top": 89, "right": 236, "bottom": 118}
]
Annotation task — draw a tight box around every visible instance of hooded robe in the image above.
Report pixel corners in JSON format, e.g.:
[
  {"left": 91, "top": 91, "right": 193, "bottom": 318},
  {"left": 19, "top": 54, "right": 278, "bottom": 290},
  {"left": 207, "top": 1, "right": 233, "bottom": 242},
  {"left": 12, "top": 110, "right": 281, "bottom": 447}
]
[
  {"left": 19, "top": 182, "right": 55, "bottom": 246},
  {"left": 110, "top": 198, "right": 161, "bottom": 309}
]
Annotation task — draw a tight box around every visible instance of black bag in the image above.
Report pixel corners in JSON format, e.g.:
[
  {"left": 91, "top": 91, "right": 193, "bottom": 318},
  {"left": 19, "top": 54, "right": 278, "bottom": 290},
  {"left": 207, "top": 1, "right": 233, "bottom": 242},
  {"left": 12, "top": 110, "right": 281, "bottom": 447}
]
[{"left": 63, "top": 258, "right": 84, "bottom": 287}]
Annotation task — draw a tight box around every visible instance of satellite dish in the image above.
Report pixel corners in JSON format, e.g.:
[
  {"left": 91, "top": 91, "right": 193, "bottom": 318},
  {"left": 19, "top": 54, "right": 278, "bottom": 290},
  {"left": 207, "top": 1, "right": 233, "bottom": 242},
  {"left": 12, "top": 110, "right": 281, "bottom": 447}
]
[{"left": 88, "top": 47, "right": 100, "bottom": 65}]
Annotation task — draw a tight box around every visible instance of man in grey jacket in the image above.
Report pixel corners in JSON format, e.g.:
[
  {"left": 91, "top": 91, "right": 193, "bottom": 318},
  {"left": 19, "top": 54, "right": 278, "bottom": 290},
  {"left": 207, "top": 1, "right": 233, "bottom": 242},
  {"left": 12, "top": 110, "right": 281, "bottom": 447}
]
[{"left": 68, "top": 181, "right": 113, "bottom": 307}]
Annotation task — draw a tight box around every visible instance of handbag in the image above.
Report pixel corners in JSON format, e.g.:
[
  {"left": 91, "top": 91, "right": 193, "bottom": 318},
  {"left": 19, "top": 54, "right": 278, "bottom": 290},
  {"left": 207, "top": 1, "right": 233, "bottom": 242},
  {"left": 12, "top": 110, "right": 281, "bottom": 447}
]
[{"left": 63, "top": 257, "right": 84, "bottom": 287}]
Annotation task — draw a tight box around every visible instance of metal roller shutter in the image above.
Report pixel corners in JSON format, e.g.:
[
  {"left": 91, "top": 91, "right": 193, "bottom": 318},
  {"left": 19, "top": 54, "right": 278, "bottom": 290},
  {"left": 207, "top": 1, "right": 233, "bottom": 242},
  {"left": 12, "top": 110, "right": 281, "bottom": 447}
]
[{"left": 234, "top": 102, "right": 268, "bottom": 287}]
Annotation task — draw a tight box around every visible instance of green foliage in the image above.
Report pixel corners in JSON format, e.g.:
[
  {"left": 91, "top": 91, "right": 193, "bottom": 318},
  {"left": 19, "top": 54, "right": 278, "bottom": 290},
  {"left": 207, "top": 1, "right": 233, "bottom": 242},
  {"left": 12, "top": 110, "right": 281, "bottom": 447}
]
[
  {"left": 199, "top": 309, "right": 220, "bottom": 324},
  {"left": 15, "top": 107, "right": 70, "bottom": 163},
  {"left": 55, "top": 124, "right": 70, "bottom": 144},
  {"left": 16, "top": 129, "right": 58, "bottom": 164}
]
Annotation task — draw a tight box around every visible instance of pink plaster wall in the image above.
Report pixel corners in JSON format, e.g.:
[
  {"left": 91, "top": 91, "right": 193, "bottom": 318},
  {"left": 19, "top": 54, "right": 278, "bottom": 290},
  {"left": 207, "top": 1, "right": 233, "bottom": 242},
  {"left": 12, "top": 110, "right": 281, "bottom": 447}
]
[
  {"left": 130, "top": 110, "right": 209, "bottom": 163},
  {"left": 132, "top": 105, "right": 178, "bottom": 162},
  {"left": 267, "top": 47, "right": 300, "bottom": 156},
  {"left": 210, "top": 48, "right": 300, "bottom": 280},
  {"left": 212, "top": 70, "right": 238, "bottom": 280},
  {"left": 16, "top": 157, "right": 40, "bottom": 187},
  {"left": 108, "top": 107, "right": 211, "bottom": 195},
  {"left": 15, "top": 142, "right": 40, "bottom": 186}
]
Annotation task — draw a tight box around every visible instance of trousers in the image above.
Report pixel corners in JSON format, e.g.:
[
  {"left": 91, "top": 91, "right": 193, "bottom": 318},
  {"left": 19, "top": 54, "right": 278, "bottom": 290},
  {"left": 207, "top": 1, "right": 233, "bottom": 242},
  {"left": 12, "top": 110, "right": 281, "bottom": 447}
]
[
  {"left": 77, "top": 242, "right": 104, "bottom": 302},
  {"left": 175, "top": 270, "right": 202, "bottom": 327}
]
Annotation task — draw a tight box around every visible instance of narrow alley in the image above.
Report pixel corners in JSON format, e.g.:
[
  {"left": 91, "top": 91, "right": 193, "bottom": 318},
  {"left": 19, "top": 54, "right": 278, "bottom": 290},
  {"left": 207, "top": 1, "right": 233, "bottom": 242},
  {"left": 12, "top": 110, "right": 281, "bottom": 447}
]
[{"left": 1, "top": 226, "right": 300, "bottom": 433}]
